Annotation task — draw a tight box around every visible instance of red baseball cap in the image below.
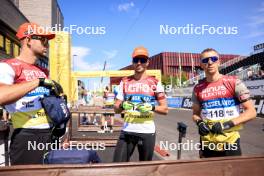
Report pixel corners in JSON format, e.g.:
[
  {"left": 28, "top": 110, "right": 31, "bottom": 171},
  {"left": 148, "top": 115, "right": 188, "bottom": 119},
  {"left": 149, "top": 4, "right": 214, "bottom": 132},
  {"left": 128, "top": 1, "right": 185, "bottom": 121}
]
[{"left": 16, "top": 22, "right": 55, "bottom": 40}]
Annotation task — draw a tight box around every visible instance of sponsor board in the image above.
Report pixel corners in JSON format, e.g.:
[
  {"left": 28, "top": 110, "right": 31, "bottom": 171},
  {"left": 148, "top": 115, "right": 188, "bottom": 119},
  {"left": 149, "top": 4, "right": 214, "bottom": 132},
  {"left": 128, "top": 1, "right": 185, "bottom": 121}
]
[
  {"left": 182, "top": 97, "right": 193, "bottom": 109},
  {"left": 169, "top": 95, "right": 264, "bottom": 118},
  {"left": 252, "top": 96, "right": 264, "bottom": 118},
  {"left": 244, "top": 80, "right": 264, "bottom": 96},
  {"left": 167, "top": 97, "right": 184, "bottom": 108}
]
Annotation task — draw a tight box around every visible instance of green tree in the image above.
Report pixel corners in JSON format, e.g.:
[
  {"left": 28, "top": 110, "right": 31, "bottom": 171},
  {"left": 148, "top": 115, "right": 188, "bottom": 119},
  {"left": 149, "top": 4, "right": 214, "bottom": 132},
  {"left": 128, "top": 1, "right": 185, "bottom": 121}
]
[
  {"left": 181, "top": 71, "right": 188, "bottom": 83},
  {"left": 161, "top": 75, "right": 170, "bottom": 86}
]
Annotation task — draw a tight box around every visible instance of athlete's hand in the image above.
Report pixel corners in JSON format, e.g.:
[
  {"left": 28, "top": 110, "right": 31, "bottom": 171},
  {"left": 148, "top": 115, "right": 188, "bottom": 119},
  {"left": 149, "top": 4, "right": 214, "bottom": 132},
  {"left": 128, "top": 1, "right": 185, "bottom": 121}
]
[
  {"left": 211, "top": 121, "right": 235, "bottom": 135},
  {"left": 39, "top": 78, "right": 61, "bottom": 96},
  {"left": 136, "top": 103, "right": 155, "bottom": 113},
  {"left": 39, "top": 78, "right": 55, "bottom": 88},
  {"left": 196, "top": 120, "right": 210, "bottom": 136},
  {"left": 121, "top": 101, "right": 134, "bottom": 110}
]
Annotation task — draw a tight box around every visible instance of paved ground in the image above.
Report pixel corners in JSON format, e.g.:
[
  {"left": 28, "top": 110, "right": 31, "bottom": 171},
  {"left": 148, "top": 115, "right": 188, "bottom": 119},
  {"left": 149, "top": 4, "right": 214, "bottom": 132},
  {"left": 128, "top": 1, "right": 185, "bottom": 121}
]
[
  {"left": 1, "top": 109, "right": 263, "bottom": 165},
  {"left": 154, "top": 109, "right": 264, "bottom": 160}
]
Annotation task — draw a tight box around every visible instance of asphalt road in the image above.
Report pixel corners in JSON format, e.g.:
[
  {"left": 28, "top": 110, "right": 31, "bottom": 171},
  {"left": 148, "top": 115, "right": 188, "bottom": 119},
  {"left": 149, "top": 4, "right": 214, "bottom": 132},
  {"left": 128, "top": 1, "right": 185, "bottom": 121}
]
[
  {"left": 1, "top": 109, "right": 263, "bottom": 165},
  {"left": 70, "top": 108, "right": 264, "bottom": 161},
  {"left": 154, "top": 109, "right": 264, "bottom": 160}
]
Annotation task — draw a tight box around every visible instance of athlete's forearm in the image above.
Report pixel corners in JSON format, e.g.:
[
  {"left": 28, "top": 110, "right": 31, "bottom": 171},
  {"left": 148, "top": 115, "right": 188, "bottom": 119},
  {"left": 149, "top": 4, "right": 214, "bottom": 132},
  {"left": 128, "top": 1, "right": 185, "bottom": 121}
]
[
  {"left": 192, "top": 103, "right": 202, "bottom": 122},
  {"left": 231, "top": 100, "right": 257, "bottom": 125},
  {"left": 154, "top": 105, "right": 168, "bottom": 115},
  {"left": 114, "top": 100, "right": 123, "bottom": 114},
  {"left": 232, "top": 108, "right": 256, "bottom": 126},
  {"left": 0, "top": 79, "right": 40, "bottom": 106},
  {"left": 192, "top": 114, "right": 202, "bottom": 122},
  {"left": 114, "top": 105, "right": 123, "bottom": 114}
]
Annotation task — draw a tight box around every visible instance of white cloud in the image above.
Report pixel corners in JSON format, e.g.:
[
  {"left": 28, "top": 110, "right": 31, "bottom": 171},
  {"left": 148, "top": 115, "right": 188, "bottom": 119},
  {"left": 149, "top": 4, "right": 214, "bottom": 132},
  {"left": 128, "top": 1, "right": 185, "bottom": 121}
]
[
  {"left": 257, "top": 2, "right": 264, "bottom": 12},
  {"left": 72, "top": 46, "right": 103, "bottom": 71},
  {"left": 71, "top": 46, "right": 117, "bottom": 71},
  {"left": 72, "top": 46, "right": 91, "bottom": 59},
  {"left": 101, "top": 50, "right": 118, "bottom": 70},
  {"left": 118, "top": 2, "right": 134, "bottom": 12},
  {"left": 248, "top": 15, "right": 264, "bottom": 26},
  {"left": 245, "top": 31, "right": 264, "bottom": 38},
  {"left": 246, "top": 2, "right": 264, "bottom": 38},
  {"left": 103, "top": 50, "right": 118, "bottom": 60},
  {"left": 72, "top": 46, "right": 91, "bottom": 70}
]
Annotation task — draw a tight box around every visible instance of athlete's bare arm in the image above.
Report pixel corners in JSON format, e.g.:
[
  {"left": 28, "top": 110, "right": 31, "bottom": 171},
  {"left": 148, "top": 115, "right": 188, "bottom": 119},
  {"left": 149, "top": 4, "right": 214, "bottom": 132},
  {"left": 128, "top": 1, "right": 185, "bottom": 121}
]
[
  {"left": 114, "top": 99, "right": 123, "bottom": 114},
  {"left": 231, "top": 79, "right": 257, "bottom": 125},
  {"left": 232, "top": 100, "right": 256, "bottom": 125},
  {"left": 192, "top": 103, "right": 202, "bottom": 122},
  {"left": 154, "top": 94, "right": 168, "bottom": 115},
  {"left": 0, "top": 79, "right": 40, "bottom": 106}
]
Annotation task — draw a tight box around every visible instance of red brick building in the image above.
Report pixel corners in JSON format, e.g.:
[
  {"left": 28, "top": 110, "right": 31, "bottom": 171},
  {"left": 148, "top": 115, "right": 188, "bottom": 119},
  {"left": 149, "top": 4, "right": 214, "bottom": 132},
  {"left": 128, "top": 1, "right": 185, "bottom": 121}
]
[{"left": 110, "top": 52, "right": 239, "bottom": 85}]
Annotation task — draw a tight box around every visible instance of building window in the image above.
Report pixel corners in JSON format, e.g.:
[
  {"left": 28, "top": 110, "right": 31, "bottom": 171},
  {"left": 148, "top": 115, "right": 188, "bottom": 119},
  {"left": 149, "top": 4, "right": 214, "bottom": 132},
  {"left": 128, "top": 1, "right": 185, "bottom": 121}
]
[
  {"left": 5, "top": 38, "right": 11, "bottom": 55},
  {"left": 0, "top": 34, "right": 4, "bottom": 49},
  {"left": 14, "top": 44, "right": 20, "bottom": 57}
]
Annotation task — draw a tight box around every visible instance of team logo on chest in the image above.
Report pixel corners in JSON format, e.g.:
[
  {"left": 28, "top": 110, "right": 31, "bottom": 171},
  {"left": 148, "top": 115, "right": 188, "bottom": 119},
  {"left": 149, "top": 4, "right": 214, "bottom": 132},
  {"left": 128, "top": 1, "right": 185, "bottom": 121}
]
[
  {"left": 201, "top": 85, "right": 227, "bottom": 99},
  {"left": 23, "top": 69, "right": 46, "bottom": 81}
]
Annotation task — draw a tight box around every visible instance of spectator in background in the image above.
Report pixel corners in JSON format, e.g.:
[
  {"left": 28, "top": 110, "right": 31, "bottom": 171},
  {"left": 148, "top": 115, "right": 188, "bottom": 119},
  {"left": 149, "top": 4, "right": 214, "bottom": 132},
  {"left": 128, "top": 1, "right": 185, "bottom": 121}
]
[
  {"left": 103, "top": 86, "right": 110, "bottom": 99},
  {"left": 98, "top": 86, "right": 115, "bottom": 133},
  {"left": 259, "top": 65, "right": 264, "bottom": 79},
  {"left": 247, "top": 68, "right": 253, "bottom": 79}
]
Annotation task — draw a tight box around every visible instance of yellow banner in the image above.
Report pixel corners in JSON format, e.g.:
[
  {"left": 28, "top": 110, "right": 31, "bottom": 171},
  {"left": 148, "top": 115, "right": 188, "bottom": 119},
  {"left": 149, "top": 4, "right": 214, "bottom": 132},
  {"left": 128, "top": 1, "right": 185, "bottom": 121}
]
[{"left": 49, "top": 31, "right": 72, "bottom": 100}]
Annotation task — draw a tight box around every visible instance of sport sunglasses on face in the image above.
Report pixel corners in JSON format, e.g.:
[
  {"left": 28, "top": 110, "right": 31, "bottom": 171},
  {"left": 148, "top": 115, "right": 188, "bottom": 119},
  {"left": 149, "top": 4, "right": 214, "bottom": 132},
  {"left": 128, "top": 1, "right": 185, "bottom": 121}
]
[
  {"left": 31, "top": 35, "right": 49, "bottom": 46},
  {"left": 133, "top": 57, "right": 148, "bottom": 64},
  {"left": 201, "top": 56, "right": 219, "bottom": 64}
]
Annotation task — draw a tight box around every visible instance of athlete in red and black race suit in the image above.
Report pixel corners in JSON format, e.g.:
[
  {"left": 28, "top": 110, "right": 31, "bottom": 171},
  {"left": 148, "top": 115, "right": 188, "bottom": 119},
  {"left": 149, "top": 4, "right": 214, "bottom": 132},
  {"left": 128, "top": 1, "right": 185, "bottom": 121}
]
[
  {"left": 192, "top": 48, "right": 256, "bottom": 158},
  {"left": 113, "top": 46, "right": 168, "bottom": 162}
]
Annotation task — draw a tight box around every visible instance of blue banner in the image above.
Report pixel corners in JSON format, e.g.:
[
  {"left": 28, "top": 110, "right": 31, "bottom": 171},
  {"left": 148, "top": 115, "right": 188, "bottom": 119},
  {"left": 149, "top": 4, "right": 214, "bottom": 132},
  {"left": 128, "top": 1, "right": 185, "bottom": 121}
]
[{"left": 167, "top": 97, "right": 184, "bottom": 108}]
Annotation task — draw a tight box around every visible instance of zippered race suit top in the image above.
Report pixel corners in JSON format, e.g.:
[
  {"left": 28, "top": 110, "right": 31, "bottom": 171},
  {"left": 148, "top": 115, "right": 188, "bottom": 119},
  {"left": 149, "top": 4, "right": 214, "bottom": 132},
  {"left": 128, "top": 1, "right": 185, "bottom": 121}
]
[
  {"left": 192, "top": 75, "right": 251, "bottom": 146},
  {"left": 116, "top": 76, "right": 165, "bottom": 133},
  {"left": 0, "top": 58, "right": 51, "bottom": 129}
]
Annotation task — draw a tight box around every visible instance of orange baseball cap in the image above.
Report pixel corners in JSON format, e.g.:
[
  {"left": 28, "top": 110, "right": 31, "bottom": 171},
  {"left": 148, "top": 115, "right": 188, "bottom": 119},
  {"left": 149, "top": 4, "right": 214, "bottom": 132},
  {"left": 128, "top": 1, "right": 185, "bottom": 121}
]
[
  {"left": 16, "top": 22, "right": 55, "bottom": 40},
  {"left": 132, "top": 46, "right": 149, "bottom": 59}
]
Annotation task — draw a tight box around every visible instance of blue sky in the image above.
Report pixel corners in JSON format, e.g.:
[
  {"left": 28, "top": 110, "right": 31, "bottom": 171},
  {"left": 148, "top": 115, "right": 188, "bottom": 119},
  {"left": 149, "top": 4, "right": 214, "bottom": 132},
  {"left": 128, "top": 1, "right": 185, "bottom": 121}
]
[{"left": 57, "top": 0, "right": 263, "bottom": 82}]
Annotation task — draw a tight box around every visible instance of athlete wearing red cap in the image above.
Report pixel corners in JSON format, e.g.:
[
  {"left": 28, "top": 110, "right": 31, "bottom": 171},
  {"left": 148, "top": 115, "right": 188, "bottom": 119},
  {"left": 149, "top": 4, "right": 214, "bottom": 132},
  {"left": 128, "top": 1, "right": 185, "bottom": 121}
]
[
  {"left": 0, "top": 22, "right": 59, "bottom": 165},
  {"left": 113, "top": 46, "right": 168, "bottom": 162}
]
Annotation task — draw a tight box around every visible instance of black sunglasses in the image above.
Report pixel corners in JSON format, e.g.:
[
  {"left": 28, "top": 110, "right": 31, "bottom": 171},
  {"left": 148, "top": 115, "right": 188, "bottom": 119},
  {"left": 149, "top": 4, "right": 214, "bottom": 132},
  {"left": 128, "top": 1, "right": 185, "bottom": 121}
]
[
  {"left": 201, "top": 56, "right": 219, "bottom": 64},
  {"left": 133, "top": 57, "right": 148, "bottom": 64},
  {"left": 31, "top": 35, "right": 49, "bottom": 46}
]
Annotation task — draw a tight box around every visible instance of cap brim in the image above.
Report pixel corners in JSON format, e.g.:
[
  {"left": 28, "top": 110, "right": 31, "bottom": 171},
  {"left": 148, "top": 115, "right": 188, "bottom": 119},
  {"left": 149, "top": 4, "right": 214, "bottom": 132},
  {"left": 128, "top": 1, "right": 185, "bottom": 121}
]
[
  {"left": 133, "top": 55, "right": 149, "bottom": 59},
  {"left": 39, "top": 33, "right": 55, "bottom": 40}
]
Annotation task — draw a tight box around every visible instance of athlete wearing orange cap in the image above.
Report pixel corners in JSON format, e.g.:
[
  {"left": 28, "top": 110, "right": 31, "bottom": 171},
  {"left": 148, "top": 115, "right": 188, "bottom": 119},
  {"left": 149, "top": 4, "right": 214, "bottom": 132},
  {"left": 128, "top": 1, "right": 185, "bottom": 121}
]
[
  {"left": 0, "top": 22, "right": 60, "bottom": 165},
  {"left": 131, "top": 46, "right": 149, "bottom": 59},
  {"left": 113, "top": 46, "right": 168, "bottom": 162}
]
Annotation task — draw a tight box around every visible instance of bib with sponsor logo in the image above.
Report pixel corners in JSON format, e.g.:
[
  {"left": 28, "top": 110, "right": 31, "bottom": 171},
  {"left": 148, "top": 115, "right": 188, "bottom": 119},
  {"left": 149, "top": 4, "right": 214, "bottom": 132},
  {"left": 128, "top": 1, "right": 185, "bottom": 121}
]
[
  {"left": 120, "top": 76, "right": 161, "bottom": 133},
  {"left": 194, "top": 75, "right": 243, "bottom": 147}
]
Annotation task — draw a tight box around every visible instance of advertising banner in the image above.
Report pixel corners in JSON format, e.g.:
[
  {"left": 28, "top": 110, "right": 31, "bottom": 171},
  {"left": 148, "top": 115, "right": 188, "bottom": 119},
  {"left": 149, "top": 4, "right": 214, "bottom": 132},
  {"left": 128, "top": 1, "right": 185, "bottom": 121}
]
[
  {"left": 167, "top": 97, "right": 184, "bottom": 108},
  {"left": 244, "top": 80, "right": 264, "bottom": 96}
]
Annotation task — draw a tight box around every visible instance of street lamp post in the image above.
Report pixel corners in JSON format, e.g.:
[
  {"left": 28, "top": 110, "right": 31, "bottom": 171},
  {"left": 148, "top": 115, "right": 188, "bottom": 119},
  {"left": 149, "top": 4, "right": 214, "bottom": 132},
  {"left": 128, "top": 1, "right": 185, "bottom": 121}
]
[{"left": 72, "top": 54, "right": 77, "bottom": 71}]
